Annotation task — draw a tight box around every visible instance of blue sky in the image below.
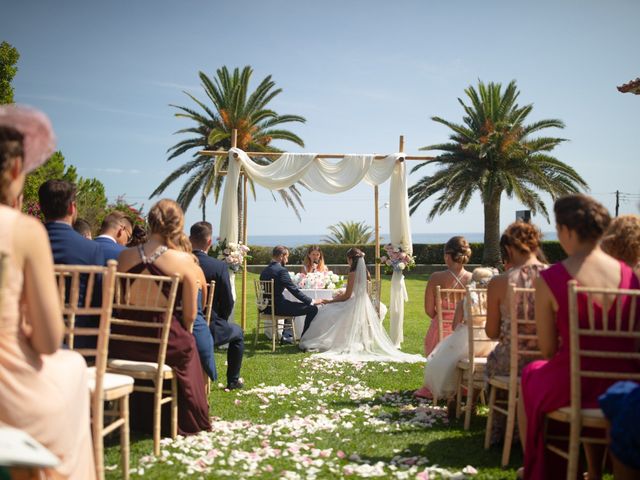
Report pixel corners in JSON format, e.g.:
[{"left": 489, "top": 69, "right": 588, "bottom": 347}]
[{"left": 2, "top": 0, "right": 639, "bottom": 237}]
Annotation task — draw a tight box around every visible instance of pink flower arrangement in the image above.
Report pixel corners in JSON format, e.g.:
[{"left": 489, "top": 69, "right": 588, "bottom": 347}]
[{"left": 380, "top": 243, "right": 415, "bottom": 273}]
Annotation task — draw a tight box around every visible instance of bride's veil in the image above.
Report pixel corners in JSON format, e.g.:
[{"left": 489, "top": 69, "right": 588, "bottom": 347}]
[{"left": 353, "top": 254, "right": 368, "bottom": 300}]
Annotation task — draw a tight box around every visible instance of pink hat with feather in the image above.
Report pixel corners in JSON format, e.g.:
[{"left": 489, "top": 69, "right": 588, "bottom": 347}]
[{"left": 0, "top": 104, "right": 56, "bottom": 173}]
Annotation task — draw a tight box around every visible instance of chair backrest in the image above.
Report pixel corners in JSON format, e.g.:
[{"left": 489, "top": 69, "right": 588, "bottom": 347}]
[
  {"left": 110, "top": 271, "right": 181, "bottom": 382},
  {"left": 204, "top": 280, "right": 216, "bottom": 325},
  {"left": 254, "top": 279, "right": 273, "bottom": 314},
  {"left": 54, "top": 261, "right": 117, "bottom": 404},
  {"left": 436, "top": 287, "right": 466, "bottom": 342},
  {"left": 463, "top": 287, "right": 493, "bottom": 360},
  {"left": 568, "top": 280, "right": 640, "bottom": 410},
  {"left": 506, "top": 283, "right": 542, "bottom": 385}
]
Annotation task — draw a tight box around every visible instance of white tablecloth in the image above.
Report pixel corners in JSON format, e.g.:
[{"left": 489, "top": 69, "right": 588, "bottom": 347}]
[{"left": 264, "top": 288, "right": 335, "bottom": 340}]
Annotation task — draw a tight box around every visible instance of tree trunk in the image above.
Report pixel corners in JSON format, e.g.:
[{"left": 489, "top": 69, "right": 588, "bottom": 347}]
[
  {"left": 201, "top": 200, "right": 206, "bottom": 222},
  {"left": 482, "top": 191, "right": 502, "bottom": 267}
]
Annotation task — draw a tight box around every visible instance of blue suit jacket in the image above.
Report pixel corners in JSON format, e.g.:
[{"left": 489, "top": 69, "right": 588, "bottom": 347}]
[
  {"left": 259, "top": 261, "right": 313, "bottom": 308},
  {"left": 45, "top": 222, "right": 105, "bottom": 267},
  {"left": 94, "top": 236, "right": 125, "bottom": 264}
]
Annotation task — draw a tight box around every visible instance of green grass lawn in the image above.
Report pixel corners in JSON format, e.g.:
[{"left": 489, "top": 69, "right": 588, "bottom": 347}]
[{"left": 105, "top": 272, "right": 522, "bottom": 479}]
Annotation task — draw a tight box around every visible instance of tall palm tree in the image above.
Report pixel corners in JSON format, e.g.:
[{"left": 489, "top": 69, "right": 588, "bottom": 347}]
[
  {"left": 323, "top": 221, "right": 374, "bottom": 244},
  {"left": 151, "top": 66, "right": 307, "bottom": 224},
  {"left": 409, "top": 80, "right": 588, "bottom": 266}
]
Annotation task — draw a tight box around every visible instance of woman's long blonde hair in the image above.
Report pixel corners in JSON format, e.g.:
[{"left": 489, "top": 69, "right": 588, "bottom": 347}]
[
  {"left": 147, "top": 199, "right": 185, "bottom": 250},
  {"left": 303, "top": 245, "right": 326, "bottom": 272}
]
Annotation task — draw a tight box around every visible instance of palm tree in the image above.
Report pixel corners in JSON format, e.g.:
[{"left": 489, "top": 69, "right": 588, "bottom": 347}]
[
  {"left": 151, "top": 66, "right": 307, "bottom": 223},
  {"left": 323, "top": 221, "right": 374, "bottom": 244},
  {"left": 409, "top": 80, "right": 588, "bottom": 266}
]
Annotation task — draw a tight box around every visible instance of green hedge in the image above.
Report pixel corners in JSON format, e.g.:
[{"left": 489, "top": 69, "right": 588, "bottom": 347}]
[{"left": 243, "top": 241, "right": 567, "bottom": 265}]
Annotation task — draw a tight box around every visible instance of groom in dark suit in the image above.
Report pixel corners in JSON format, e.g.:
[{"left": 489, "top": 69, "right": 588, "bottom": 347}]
[
  {"left": 260, "top": 245, "right": 325, "bottom": 342},
  {"left": 190, "top": 222, "right": 245, "bottom": 390}
]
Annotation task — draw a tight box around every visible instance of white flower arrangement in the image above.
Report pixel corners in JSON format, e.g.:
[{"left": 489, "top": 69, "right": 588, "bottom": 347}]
[
  {"left": 213, "top": 238, "right": 251, "bottom": 272},
  {"left": 289, "top": 270, "right": 345, "bottom": 290}
]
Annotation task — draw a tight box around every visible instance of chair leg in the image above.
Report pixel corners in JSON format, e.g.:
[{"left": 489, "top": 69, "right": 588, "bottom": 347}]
[
  {"left": 566, "top": 419, "right": 581, "bottom": 480},
  {"left": 500, "top": 386, "right": 518, "bottom": 467},
  {"left": 153, "top": 382, "right": 162, "bottom": 456},
  {"left": 121, "top": 395, "right": 130, "bottom": 480},
  {"left": 464, "top": 372, "right": 474, "bottom": 430},
  {"left": 253, "top": 316, "right": 260, "bottom": 351},
  {"left": 290, "top": 318, "right": 298, "bottom": 345},
  {"left": 171, "top": 376, "right": 178, "bottom": 440},
  {"left": 271, "top": 317, "right": 276, "bottom": 352},
  {"left": 484, "top": 385, "right": 497, "bottom": 450},
  {"left": 93, "top": 408, "right": 104, "bottom": 480},
  {"left": 432, "top": 394, "right": 438, "bottom": 406}
]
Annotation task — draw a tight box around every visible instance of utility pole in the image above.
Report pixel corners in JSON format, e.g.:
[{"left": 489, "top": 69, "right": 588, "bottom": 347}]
[{"left": 615, "top": 190, "right": 620, "bottom": 217}]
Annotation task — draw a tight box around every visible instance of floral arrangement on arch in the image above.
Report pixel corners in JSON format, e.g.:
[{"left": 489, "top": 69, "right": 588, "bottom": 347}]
[
  {"left": 379, "top": 243, "right": 415, "bottom": 274},
  {"left": 289, "top": 271, "right": 345, "bottom": 290},
  {"left": 213, "top": 238, "right": 251, "bottom": 272}
]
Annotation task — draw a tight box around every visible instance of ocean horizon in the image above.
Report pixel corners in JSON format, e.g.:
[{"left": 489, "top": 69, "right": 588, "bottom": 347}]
[{"left": 247, "top": 231, "right": 558, "bottom": 247}]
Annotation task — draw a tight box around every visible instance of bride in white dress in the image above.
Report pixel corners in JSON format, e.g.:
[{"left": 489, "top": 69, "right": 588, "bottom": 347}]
[{"left": 299, "top": 248, "right": 423, "bottom": 363}]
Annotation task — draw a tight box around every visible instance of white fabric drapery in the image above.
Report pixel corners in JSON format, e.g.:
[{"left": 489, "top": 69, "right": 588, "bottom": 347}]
[{"left": 219, "top": 147, "right": 413, "bottom": 343}]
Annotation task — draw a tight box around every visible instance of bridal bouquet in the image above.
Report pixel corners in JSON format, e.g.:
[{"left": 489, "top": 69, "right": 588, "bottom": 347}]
[
  {"left": 213, "top": 238, "right": 251, "bottom": 272},
  {"left": 380, "top": 243, "right": 415, "bottom": 274},
  {"left": 289, "top": 271, "right": 344, "bottom": 290}
]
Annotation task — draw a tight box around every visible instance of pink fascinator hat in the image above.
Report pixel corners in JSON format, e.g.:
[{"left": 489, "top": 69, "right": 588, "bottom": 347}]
[{"left": 0, "top": 104, "right": 56, "bottom": 173}]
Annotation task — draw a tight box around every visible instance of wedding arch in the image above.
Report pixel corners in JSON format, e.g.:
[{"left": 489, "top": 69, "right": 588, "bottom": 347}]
[{"left": 201, "top": 131, "right": 432, "bottom": 346}]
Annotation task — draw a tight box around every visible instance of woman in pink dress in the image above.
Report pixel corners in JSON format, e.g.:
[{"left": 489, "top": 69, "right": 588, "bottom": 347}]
[
  {"left": 415, "top": 236, "right": 472, "bottom": 398},
  {"left": 0, "top": 106, "right": 96, "bottom": 479},
  {"left": 519, "top": 194, "right": 640, "bottom": 479}
]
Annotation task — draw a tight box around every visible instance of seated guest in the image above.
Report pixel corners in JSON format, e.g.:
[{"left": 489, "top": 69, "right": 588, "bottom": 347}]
[
  {"left": 601, "top": 214, "right": 640, "bottom": 276},
  {"left": 39, "top": 179, "right": 104, "bottom": 267},
  {"left": 0, "top": 105, "right": 96, "bottom": 479},
  {"left": 300, "top": 245, "right": 329, "bottom": 273},
  {"left": 39, "top": 179, "right": 104, "bottom": 347},
  {"left": 483, "top": 221, "right": 547, "bottom": 444},
  {"left": 599, "top": 381, "right": 640, "bottom": 480},
  {"left": 94, "top": 211, "right": 133, "bottom": 262},
  {"left": 190, "top": 222, "right": 245, "bottom": 390},
  {"left": 73, "top": 217, "right": 92, "bottom": 239},
  {"left": 174, "top": 231, "right": 217, "bottom": 383},
  {"left": 519, "top": 194, "right": 640, "bottom": 479},
  {"left": 110, "top": 199, "right": 210, "bottom": 435},
  {"left": 127, "top": 224, "right": 148, "bottom": 247},
  {"left": 421, "top": 267, "right": 497, "bottom": 401},
  {"left": 415, "top": 236, "right": 472, "bottom": 398},
  {"left": 260, "top": 245, "right": 324, "bottom": 343}
]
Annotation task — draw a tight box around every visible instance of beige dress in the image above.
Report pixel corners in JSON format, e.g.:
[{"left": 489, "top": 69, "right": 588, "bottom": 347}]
[{"left": 0, "top": 205, "right": 96, "bottom": 479}]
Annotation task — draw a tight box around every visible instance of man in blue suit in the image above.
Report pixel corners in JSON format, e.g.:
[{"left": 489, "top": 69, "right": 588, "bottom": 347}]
[
  {"left": 190, "top": 222, "right": 245, "bottom": 390},
  {"left": 94, "top": 211, "right": 132, "bottom": 263},
  {"left": 39, "top": 179, "right": 104, "bottom": 347},
  {"left": 260, "top": 245, "right": 325, "bottom": 342}
]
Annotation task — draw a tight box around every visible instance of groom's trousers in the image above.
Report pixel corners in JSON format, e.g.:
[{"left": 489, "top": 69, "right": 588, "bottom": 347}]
[{"left": 269, "top": 300, "right": 318, "bottom": 336}]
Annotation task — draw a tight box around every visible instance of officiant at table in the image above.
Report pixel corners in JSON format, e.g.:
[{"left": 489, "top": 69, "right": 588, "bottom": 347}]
[{"left": 300, "top": 245, "right": 329, "bottom": 274}]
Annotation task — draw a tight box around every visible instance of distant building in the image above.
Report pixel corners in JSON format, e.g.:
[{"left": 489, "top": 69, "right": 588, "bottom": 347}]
[{"left": 617, "top": 77, "right": 640, "bottom": 95}]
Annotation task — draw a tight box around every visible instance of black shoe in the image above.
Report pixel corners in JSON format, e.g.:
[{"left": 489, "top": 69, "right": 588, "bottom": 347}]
[
  {"left": 227, "top": 380, "right": 244, "bottom": 390},
  {"left": 280, "top": 335, "right": 294, "bottom": 345}
]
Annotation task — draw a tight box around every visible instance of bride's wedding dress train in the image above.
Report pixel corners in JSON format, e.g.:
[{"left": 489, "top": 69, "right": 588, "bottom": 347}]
[{"left": 299, "top": 258, "right": 423, "bottom": 363}]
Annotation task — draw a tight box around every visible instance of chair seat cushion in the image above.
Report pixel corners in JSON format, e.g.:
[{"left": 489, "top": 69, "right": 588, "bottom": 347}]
[
  {"left": 87, "top": 367, "right": 134, "bottom": 392},
  {"left": 457, "top": 357, "right": 488, "bottom": 369},
  {"left": 547, "top": 407, "right": 606, "bottom": 428},
  {"left": 108, "top": 358, "right": 172, "bottom": 374},
  {"left": 488, "top": 375, "right": 511, "bottom": 388}
]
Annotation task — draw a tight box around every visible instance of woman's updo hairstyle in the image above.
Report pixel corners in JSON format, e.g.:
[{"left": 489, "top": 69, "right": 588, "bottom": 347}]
[
  {"left": 554, "top": 194, "right": 611, "bottom": 242},
  {"left": 444, "top": 236, "right": 472, "bottom": 265},
  {"left": 500, "top": 221, "right": 543, "bottom": 255},
  {"left": 601, "top": 215, "right": 640, "bottom": 267},
  {"left": 147, "top": 199, "right": 185, "bottom": 250},
  {"left": 346, "top": 247, "right": 365, "bottom": 272}
]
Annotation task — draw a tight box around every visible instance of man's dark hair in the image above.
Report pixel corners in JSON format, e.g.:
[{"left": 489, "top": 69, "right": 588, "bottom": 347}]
[
  {"left": 190, "top": 221, "right": 213, "bottom": 245},
  {"left": 38, "top": 179, "right": 76, "bottom": 221},
  {"left": 272, "top": 245, "right": 288, "bottom": 257},
  {"left": 73, "top": 218, "right": 92, "bottom": 237}
]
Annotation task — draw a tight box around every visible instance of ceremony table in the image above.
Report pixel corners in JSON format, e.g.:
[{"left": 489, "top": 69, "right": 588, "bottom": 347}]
[{"left": 263, "top": 288, "right": 336, "bottom": 340}]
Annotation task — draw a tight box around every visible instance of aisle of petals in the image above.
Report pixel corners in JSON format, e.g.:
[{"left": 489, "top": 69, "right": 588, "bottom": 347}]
[{"left": 131, "top": 358, "right": 477, "bottom": 479}]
